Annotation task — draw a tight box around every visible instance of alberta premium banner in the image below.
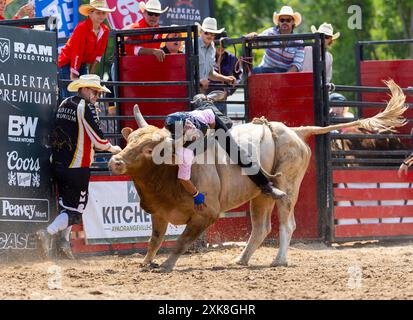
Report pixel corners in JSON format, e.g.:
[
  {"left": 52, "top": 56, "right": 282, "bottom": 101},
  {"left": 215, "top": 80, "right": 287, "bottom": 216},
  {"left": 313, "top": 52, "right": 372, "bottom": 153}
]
[
  {"left": 0, "top": 26, "right": 57, "bottom": 254},
  {"left": 106, "top": 0, "right": 213, "bottom": 30},
  {"left": 159, "top": 0, "right": 214, "bottom": 26},
  {"left": 83, "top": 179, "right": 185, "bottom": 244}
]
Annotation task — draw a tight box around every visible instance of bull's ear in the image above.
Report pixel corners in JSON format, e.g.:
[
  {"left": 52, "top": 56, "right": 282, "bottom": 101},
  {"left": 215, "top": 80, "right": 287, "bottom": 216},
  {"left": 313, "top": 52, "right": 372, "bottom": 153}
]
[{"left": 121, "top": 127, "right": 133, "bottom": 140}]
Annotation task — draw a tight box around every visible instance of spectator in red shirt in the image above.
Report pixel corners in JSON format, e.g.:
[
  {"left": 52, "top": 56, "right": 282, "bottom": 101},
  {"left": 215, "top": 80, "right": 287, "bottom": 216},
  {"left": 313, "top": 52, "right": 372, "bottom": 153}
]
[
  {"left": 124, "top": 0, "right": 169, "bottom": 62},
  {"left": 58, "top": 0, "right": 115, "bottom": 99}
]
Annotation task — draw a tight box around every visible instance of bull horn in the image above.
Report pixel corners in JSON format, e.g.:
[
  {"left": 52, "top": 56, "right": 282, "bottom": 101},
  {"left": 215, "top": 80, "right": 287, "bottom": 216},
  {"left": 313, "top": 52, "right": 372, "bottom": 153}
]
[{"left": 133, "top": 104, "right": 148, "bottom": 128}]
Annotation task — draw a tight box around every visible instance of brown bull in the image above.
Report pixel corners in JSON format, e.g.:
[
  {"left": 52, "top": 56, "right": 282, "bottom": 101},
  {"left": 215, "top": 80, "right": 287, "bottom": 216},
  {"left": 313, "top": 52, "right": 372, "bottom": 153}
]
[{"left": 108, "top": 80, "right": 406, "bottom": 272}]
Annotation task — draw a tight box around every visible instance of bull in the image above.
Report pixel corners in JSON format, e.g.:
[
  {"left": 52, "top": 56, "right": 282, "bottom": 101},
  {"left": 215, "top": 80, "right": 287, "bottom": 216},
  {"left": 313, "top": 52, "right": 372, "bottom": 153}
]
[{"left": 108, "top": 80, "right": 407, "bottom": 272}]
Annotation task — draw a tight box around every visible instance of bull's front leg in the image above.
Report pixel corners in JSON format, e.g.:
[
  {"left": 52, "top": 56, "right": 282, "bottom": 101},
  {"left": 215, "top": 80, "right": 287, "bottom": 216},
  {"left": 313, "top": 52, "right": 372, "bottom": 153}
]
[
  {"left": 141, "top": 214, "right": 168, "bottom": 268},
  {"left": 158, "top": 212, "right": 215, "bottom": 273}
]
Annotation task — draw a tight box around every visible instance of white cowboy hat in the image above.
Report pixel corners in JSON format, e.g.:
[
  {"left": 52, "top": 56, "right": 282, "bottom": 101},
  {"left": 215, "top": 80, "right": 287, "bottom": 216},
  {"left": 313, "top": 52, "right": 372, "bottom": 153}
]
[
  {"left": 139, "top": 0, "right": 169, "bottom": 14},
  {"left": 79, "top": 0, "right": 116, "bottom": 17},
  {"left": 195, "top": 17, "right": 225, "bottom": 34},
  {"left": 311, "top": 22, "right": 340, "bottom": 40},
  {"left": 68, "top": 74, "right": 111, "bottom": 93},
  {"left": 273, "top": 6, "right": 302, "bottom": 27}
]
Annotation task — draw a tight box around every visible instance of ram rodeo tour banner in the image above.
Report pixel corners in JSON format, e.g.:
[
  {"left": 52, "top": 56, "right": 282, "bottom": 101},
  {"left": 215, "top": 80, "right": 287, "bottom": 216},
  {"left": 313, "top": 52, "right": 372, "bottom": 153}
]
[{"left": 0, "top": 26, "right": 57, "bottom": 258}]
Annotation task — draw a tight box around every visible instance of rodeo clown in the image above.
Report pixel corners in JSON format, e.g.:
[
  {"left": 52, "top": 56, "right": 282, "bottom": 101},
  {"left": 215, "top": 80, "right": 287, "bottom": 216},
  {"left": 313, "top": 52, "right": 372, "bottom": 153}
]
[
  {"left": 164, "top": 94, "right": 287, "bottom": 210},
  {"left": 37, "top": 75, "right": 122, "bottom": 259}
]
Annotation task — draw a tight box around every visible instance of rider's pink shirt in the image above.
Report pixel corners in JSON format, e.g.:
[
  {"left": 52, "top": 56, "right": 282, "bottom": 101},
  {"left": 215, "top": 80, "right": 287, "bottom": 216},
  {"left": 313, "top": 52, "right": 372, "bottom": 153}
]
[{"left": 176, "top": 109, "right": 215, "bottom": 180}]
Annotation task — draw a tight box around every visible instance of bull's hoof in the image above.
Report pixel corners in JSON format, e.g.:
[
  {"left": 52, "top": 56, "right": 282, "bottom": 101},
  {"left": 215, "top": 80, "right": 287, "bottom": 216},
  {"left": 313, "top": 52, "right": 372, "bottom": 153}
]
[
  {"left": 270, "top": 260, "right": 288, "bottom": 267},
  {"left": 153, "top": 265, "right": 173, "bottom": 273},
  {"left": 139, "top": 262, "right": 160, "bottom": 272},
  {"left": 233, "top": 257, "right": 248, "bottom": 266}
]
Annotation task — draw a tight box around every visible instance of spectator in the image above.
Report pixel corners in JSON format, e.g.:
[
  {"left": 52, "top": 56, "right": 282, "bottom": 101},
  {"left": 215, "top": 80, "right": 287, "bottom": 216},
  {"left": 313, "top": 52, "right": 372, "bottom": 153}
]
[
  {"left": 37, "top": 75, "right": 122, "bottom": 259},
  {"left": 58, "top": 0, "right": 116, "bottom": 99},
  {"left": 196, "top": 17, "right": 236, "bottom": 93},
  {"left": 329, "top": 93, "right": 354, "bottom": 119},
  {"left": 302, "top": 23, "right": 340, "bottom": 83},
  {"left": 124, "top": 0, "right": 169, "bottom": 61},
  {"left": 207, "top": 31, "right": 242, "bottom": 99},
  {"left": 246, "top": 6, "right": 304, "bottom": 74},
  {"left": 161, "top": 29, "right": 184, "bottom": 54}
]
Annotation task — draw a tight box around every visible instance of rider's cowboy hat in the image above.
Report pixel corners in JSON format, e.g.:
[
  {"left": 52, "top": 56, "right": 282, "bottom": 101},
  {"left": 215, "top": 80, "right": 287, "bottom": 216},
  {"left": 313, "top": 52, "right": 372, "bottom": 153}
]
[
  {"left": 311, "top": 22, "right": 340, "bottom": 40},
  {"left": 139, "top": 0, "right": 169, "bottom": 14},
  {"left": 79, "top": 0, "right": 116, "bottom": 17},
  {"left": 195, "top": 17, "right": 225, "bottom": 34},
  {"left": 273, "top": 6, "right": 302, "bottom": 27},
  {"left": 68, "top": 74, "right": 111, "bottom": 93}
]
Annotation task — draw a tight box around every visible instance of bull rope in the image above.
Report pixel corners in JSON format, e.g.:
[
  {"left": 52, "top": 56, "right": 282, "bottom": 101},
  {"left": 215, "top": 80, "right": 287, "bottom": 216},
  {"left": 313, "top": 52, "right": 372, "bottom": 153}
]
[{"left": 252, "top": 116, "right": 281, "bottom": 180}]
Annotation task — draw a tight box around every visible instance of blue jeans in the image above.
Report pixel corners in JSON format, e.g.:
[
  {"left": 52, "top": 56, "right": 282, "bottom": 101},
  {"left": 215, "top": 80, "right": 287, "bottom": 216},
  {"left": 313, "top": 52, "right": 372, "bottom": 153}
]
[
  {"left": 59, "top": 63, "right": 88, "bottom": 101},
  {"left": 253, "top": 66, "right": 287, "bottom": 74}
]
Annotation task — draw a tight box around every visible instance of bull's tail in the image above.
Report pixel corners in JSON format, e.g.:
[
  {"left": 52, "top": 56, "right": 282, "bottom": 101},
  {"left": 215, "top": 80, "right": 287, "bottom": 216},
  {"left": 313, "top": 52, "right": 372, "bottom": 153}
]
[{"left": 293, "top": 79, "right": 408, "bottom": 141}]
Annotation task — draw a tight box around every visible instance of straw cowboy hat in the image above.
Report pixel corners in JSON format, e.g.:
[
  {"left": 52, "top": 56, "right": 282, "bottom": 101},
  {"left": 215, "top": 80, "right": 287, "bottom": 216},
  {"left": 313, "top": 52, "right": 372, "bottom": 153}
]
[
  {"left": 79, "top": 0, "right": 116, "bottom": 17},
  {"left": 273, "top": 6, "right": 302, "bottom": 26},
  {"left": 311, "top": 22, "right": 340, "bottom": 40},
  {"left": 68, "top": 74, "right": 111, "bottom": 93},
  {"left": 139, "top": 0, "right": 169, "bottom": 14},
  {"left": 195, "top": 17, "right": 225, "bottom": 34}
]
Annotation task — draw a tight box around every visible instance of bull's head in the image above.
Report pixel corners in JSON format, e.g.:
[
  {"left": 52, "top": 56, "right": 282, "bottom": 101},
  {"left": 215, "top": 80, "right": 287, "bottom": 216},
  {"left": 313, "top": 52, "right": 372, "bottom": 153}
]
[{"left": 108, "top": 105, "right": 173, "bottom": 175}]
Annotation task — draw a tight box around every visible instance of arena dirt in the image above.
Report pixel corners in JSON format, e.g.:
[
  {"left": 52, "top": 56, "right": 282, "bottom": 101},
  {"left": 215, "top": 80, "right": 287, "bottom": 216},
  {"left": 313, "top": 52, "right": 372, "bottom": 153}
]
[{"left": 1, "top": 241, "right": 413, "bottom": 300}]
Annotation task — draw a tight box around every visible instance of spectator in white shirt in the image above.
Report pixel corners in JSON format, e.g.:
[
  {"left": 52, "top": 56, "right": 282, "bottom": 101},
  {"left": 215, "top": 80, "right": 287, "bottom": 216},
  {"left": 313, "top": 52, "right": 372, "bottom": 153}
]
[{"left": 302, "top": 23, "right": 340, "bottom": 83}]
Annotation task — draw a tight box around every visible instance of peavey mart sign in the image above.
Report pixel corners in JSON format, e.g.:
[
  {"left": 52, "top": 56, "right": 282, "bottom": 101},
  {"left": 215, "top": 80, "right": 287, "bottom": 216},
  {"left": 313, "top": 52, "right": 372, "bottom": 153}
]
[{"left": 0, "top": 26, "right": 57, "bottom": 254}]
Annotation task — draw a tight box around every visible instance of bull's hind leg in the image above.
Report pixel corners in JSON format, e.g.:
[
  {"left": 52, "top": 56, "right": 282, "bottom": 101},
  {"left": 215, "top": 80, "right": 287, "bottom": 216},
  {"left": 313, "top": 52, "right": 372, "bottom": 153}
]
[
  {"left": 141, "top": 214, "right": 168, "bottom": 268},
  {"left": 271, "top": 184, "right": 299, "bottom": 267},
  {"left": 234, "top": 195, "right": 275, "bottom": 266},
  {"left": 158, "top": 212, "right": 216, "bottom": 272}
]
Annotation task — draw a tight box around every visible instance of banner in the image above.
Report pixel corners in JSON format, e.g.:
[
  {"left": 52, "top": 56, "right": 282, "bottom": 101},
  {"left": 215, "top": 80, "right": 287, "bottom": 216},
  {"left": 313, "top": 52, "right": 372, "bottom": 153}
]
[
  {"left": 83, "top": 179, "right": 185, "bottom": 244},
  {"left": 106, "top": 0, "right": 212, "bottom": 30},
  {"left": 35, "top": 0, "right": 79, "bottom": 40},
  {"left": 0, "top": 26, "right": 57, "bottom": 255},
  {"left": 4, "top": 0, "right": 35, "bottom": 19}
]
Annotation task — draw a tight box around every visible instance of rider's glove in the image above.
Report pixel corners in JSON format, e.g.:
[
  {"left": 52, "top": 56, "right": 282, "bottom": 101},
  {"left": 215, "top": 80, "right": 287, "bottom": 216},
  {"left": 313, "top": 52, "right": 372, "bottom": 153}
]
[{"left": 193, "top": 191, "right": 205, "bottom": 205}]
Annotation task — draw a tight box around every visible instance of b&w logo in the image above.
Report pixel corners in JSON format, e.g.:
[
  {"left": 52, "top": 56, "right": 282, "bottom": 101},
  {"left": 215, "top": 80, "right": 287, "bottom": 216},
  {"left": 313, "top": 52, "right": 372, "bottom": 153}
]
[
  {"left": 8, "top": 115, "right": 38, "bottom": 144},
  {"left": 0, "top": 38, "right": 10, "bottom": 63}
]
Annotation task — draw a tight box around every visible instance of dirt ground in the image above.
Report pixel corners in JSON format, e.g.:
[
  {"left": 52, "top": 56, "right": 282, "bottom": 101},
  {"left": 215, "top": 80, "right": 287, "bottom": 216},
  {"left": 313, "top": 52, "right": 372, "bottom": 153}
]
[{"left": 1, "top": 241, "right": 413, "bottom": 300}]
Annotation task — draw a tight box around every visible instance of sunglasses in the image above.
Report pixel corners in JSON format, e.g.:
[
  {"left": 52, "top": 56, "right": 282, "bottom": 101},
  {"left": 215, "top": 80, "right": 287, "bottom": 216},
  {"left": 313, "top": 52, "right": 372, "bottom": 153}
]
[
  {"left": 279, "top": 18, "right": 293, "bottom": 23},
  {"left": 204, "top": 32, "right": 215, "bottom": 36},
  {"left": 147, "top": 11, "right": 160, "bottom": 17}
]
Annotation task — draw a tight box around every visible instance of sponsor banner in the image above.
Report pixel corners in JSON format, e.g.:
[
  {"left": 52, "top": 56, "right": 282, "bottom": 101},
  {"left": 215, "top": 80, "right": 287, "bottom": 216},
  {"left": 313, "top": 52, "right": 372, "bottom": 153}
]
[
  {"left": 83, "top": 180, "right": 185, "bottom": 244},
  {"left": 35, "top": 0, "right": 79, "bottom": 41},
  {"left": 0, "top": 232, "right": 37, "bottom": 250},
  {"left": 0, "top": 197, "right": 49, "bottom": 222},
  {"left": 106, "top": 0, "right": 212, "bottom": 30},
  {"left": 160, "top": 0, "right": 212, "bottom": 26},
  {"left": 0, "top": 26, "right": 57, "bottom": 257}
]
